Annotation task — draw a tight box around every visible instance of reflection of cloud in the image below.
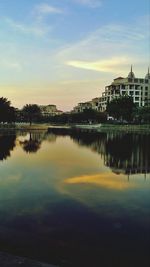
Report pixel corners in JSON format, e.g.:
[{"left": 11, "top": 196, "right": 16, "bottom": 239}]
[
  {"left": 0, "top": 174, "right": 21, "bottom": 186},
  {"left": 64, "top": 173, "right": 137, "bottom": 190}
]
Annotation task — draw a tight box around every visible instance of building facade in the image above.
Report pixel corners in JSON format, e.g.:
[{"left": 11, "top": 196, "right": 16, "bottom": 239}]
[
  {"left": 73, "top": 67, "right": 150, "bottom": 113},
  {"left": 99, "top": 67, "right": 150, "bottom": 111},
  {"left": 39, "top": 105, "right": 63, "bottom": 116}
]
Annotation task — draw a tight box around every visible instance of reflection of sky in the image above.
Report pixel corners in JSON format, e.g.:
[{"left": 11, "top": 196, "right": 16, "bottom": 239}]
[
  {"left": 0, "top": 133, "right": 150, "bottom": 265},
  {"left": 0, "top": 134, "right": 150, "bottom": 224}
]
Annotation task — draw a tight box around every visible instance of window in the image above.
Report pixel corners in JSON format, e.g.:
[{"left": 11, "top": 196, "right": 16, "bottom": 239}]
[
  {"left": 145, "top": 87, "right": 148, "bottom": 91},
  {"left": 145, "top": 92, "right": 148, "bottom": 96},
  {"left": 135, "top": 91, "right": 139, "bottom": 95},
  {"left": 122, "top": 91, "right": 126, "bottom": 95},
  {"left": 135, "top": 97, "right": 139, "bottom": 101},
  {"left": 129, "top": 91, "right": 134, "bottom": 96}
]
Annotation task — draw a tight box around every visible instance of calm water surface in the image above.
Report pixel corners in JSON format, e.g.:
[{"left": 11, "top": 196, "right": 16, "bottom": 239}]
[{"left": 0, "top": 129, "right": 150, "bottom": 267}]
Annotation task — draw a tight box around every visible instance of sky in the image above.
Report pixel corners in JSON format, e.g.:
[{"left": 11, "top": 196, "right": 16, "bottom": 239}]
[{"left": 0, "top": 0, "right": 150, "bottom": 111}]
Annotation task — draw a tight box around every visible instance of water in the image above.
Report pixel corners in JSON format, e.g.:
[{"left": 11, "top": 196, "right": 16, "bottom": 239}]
[{"left": 0, "top": 128, "right": 150, "bottom": 267}]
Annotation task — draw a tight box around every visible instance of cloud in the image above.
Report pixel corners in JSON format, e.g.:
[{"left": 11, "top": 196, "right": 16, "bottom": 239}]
[
  {"left": 4, "top": 17, "right": 50, "bottom": 36},
  {"left": 67, "top": 57, "right": 131, "bottom": 73},
  {"left": 74, "top": 0, "right": 102, "bottom": 8},
  {"left": 0, "top": 59, "right": 22, "bottom": 71},
  {"left": 57, "top": 21, "right": 149, "bottom": 76},
  {"left": 34, "top": 3, "right": 64, "bottom": 20}
]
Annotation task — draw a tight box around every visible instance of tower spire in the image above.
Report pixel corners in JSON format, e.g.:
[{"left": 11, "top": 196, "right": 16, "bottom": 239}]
[
  {"left": 128, "top": 64, "right": 135, "bottom": 79},
  {"left": 145, "top": 67, "right": 150, "bottom": 79}
]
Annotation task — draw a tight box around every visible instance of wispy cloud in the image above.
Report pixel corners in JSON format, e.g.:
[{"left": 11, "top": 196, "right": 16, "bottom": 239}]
[
  {"left": 73, "top": 0, "right": 102, "bottom": 8},
  {"left": 57, "top": 20, "right": 149, "bottom": 76},
  {"left": 0, "top": 59, "right": 22, "bottom": 71},
  {"left": 67, "top": 57, "right": 131, "bottom": 73},
  {"left": 34, "top": 3, "right": 64, "bottom": 20},
  {"left": 4, "top": 17, "right": 51, "bottom": 36}
]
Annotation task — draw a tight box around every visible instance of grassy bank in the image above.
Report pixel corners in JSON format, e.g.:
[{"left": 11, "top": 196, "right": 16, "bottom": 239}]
[
  {"left": 0, "top": 123, "right": 49, "bottom": 131},
  {"left": 0, "top": 123, "right": 150, "bottom": 132},
  {"left": 100, "top": 123, "right": 150, "bottom": 132}
]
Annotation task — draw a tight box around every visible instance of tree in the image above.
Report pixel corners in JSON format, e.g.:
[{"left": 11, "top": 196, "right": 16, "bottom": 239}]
[
  {"left": 134, "top": 106, "right": 150, "bottom": 124},
  {"left": 106, "top": 96, "right": 135, "bottom": 122},
  {"left": 22, "top": 104, "right": 41, "bottom": 125},
  {"left": 0, "top": 97, "right": 16, "bottom": 123}
]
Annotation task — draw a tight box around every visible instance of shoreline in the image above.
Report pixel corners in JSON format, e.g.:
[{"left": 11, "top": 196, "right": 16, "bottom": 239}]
[{"left": 0, "top": 123, "right": 150, "bottom": 132}]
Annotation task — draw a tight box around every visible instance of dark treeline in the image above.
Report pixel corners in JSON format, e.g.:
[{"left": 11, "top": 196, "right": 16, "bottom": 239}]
[{"left": 0, "top": 96, "right": 150, "bottom": 124}]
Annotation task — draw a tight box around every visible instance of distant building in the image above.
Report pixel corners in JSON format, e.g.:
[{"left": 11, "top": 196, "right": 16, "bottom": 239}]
[
  {"left": 39, "top": 105, "right": 63, "bottom": 116},
  {"left": 72, "top": 66, "right": 150, "bottom": 113},
  {"left": 73, "top": 101, "right": 92, "bottom": 113},
  {"left": 73, "top": 98, "right": 102, "bottom": 113}
]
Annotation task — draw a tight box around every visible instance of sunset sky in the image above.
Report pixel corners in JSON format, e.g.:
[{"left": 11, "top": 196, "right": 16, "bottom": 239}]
[{"left": 0, "top": 0, "right": 149, "bottom": 111}]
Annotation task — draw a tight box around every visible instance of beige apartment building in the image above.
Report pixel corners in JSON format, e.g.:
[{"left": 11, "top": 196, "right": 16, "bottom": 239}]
[
  {"left": 73, "top": 67, "right": 150, "bottom": 113},
  {"left": 39, "top": 105, "right": 63, "bottom": 116},
  {"left": 99, "top": 67, "right": 150, "bottom": 111}
]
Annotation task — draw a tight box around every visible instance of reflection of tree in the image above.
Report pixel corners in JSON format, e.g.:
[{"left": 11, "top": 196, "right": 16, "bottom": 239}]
[
  {"left": 47, "top": 128, "right": 150, "bottom": 175},
  {"left": 0, "top": 133, "right": 16, "bottom": 160},
  {"left": 20, "top": 133, "right": 41, "bottom": 153}
]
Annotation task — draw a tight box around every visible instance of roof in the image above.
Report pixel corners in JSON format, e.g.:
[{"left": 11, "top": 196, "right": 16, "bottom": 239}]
[{"left": 114, "top": 77, "right": 124, "bottom": 80}]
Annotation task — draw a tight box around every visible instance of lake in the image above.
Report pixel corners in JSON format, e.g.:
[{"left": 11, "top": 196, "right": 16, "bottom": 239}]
[{"left": 0, "top": 128, "right": 150, "bottom": 267}]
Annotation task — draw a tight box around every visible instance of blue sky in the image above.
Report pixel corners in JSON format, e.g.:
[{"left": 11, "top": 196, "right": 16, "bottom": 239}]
[{"left": 0, "top": 0, "right": 150, "bottom": 110}]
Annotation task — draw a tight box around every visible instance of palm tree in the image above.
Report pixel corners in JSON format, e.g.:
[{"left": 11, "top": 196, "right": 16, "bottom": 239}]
[{"left": 22, "top": 104, "right": 41, "bottom": 125}]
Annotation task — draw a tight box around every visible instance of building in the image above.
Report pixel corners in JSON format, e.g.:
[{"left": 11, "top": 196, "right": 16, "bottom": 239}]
[
  {"left": 73, "top": 97, "right": 102, "bottom": 113},
  {"left": 73, "top": 101, "right": 92, "bottom": 113},
  {"left": 99, "top": 66, "right": 150, "bottom": 111},
  {"left": 72, "top": 66, "right": 150, "bottom": 113},
  {"left": 39, "top": 105, "right": 63, "bottom": 116}
]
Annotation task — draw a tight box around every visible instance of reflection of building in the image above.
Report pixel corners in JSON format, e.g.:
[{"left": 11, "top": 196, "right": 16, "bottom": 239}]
[
  {"left": 73, "top": 67, "right": 150, "bottom": 113},
  {"left": 47, "top": 128, "right": 150, "bottom": 176},
  {"left": 39, "top": 105, "right": 63, "bottom": 116}
]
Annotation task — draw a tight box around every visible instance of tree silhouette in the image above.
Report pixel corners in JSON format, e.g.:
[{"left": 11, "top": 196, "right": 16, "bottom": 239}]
[
  {"left": 0, "top": 97, "right": 16, "bottom": 123},
  {"left": 22, "top": 104, "right": 41, "bottom": 125}
]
